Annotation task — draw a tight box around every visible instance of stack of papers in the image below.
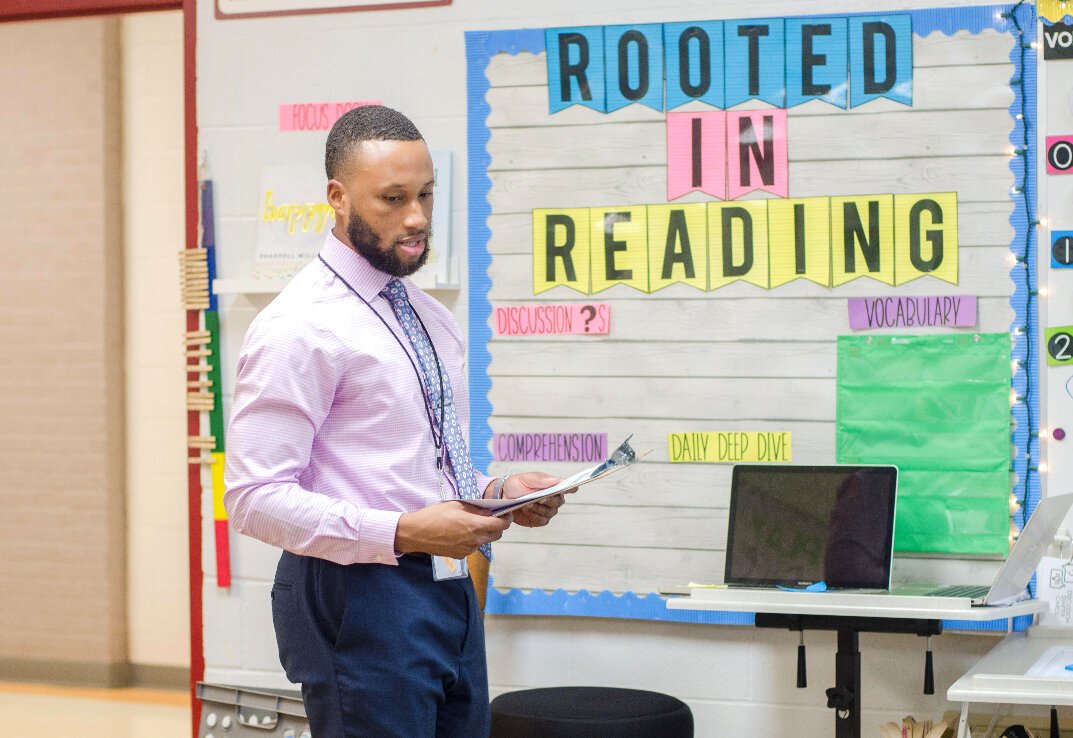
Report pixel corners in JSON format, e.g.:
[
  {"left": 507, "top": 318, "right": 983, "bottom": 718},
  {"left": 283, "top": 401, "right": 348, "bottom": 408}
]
[
  {"left": 1025, "top": 646, "right": 1073, "bottom": 678},
  {"left": 464, "top": 435, "right": 643, "bottom": 517}
]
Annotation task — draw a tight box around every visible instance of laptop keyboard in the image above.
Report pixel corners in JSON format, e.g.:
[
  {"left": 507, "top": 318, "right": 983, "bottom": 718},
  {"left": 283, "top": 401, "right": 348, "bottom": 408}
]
[{"left": 926, "top": 585, "right": 989, "bottom": 598}]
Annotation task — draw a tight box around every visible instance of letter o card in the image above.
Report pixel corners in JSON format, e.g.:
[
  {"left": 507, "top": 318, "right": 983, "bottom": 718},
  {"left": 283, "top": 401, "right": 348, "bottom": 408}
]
[{"left": 1046, "top": 136, "right": 1073, "bottom": 174}]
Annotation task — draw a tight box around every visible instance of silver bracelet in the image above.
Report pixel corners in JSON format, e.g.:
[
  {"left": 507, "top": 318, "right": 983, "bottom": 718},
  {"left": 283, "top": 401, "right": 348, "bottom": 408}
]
[{"left": 491, "top": 476, "right": 507, "bottom": 500}]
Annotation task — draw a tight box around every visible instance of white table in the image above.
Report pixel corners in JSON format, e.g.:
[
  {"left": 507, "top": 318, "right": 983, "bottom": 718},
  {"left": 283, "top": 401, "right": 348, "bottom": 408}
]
[
  {"left": 667, "top": 589, "right": 1047, "bottom": 738},
  {"left": 667, "top": 587, "right": 1048, "bottom": 620},
  {"left": 947, "top": 627, "right": 1073, "bottom": 738}
]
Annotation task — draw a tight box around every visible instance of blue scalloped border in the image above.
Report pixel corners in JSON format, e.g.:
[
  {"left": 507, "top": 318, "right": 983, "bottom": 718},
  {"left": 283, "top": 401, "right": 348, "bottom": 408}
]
[
  {"left": 486, "top": 588, "right": 756, "bottom": 625},
  {"left": 465, "top": 5, "right": 1035, "bottom": 629},
  {"left": 465, "top": 27, "right": 544, "bottom": 485},
  {"left": 1006, "top": 2, "right": 1042, "bottom": 537}
]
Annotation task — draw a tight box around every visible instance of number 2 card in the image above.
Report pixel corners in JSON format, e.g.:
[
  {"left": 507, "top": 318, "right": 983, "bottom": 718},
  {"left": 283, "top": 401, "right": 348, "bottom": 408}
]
[{"left": 1046, "top": 325, "right": 1073, "bottom": 366}]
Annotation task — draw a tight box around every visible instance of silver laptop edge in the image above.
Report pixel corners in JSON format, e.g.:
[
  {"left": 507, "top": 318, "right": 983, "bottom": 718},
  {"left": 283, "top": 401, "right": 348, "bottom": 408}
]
[
  {"left": 982, "top": 493, "right": 1073, "bottom": 604},
  {"left": 891, "top": 493, "right": 1073, "bottom": 606}
]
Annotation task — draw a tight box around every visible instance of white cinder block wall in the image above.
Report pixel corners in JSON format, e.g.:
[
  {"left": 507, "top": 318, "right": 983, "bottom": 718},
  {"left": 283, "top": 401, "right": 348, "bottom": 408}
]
[{"left": 196, "top": 0, "right": 1059, "bottom": 734}]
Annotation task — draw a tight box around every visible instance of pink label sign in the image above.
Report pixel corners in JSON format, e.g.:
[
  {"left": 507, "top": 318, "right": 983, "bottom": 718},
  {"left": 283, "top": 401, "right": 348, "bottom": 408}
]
[
  {"left": 493, "top": 433, "right": 608, "bottom": 462},
  {"left": 494, "top": 303, "right": 610, "bottom": 335},
  {"left": 279, "top": 101, "right": 381, "bottom": 132},
  {"left": 848, "top": 295, "right": 977, "bottom": 329}
]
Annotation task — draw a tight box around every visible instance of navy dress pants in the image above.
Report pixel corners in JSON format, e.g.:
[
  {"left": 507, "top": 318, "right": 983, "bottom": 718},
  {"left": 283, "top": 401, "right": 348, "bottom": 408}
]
[{"left": 271, "top": 551, "right": 490, "bottom": 738}]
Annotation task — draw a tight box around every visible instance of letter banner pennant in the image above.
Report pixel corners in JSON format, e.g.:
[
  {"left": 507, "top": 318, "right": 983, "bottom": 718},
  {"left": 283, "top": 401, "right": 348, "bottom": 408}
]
[
  {"left": 648, "top": 203, "right": 708, "bottom": 292},
  {"left": 533, "top": 208, "right": 591, "bottom": 295},
  {"left": 849, "top": 15, "right": 912, "bottom": 107},
  {"left": 591, "top": 205, "right": 650, "bottom": 293},
  {"left": 664, "top": 20, "right": 725, "bottom": 110},
  {"left": 768, "top": 197, "right": 832, "bottom": 288},
  {"left": 709, "top": 201, "right": 770, "bottom": 290},
  {"left": 667, "top": 112, "right": 727, "bottom": 201},
  {"left": 894, "top": 193, "right": 958, "bottom": 286},
  {"left": 605, "top": 24, "right": 664, "bottom": 113},
  {"left": 727, "top": 109, "right": 788, "bottom": 200},
  {"left": 546, "top": 27, "right": 607, "bottom": 114},
  {"left": 724, "top": 18, "right": 786, "bottom": 108},
  {"left": 786, "top": 17, "right": 849, "bottom": 108},
  {"left": 831, "top": 195, "right": 895, "bottom": 286}
]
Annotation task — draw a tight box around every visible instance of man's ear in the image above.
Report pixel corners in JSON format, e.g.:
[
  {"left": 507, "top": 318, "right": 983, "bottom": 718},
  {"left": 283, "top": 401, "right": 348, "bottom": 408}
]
[{"left": 326, "top": 179, "right": 348, "bottom": 220}]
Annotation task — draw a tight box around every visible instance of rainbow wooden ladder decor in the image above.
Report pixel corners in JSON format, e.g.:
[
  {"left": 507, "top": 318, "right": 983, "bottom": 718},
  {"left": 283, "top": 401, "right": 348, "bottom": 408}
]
[{"left": 182, "top": 179, "right": 230, "bottom": 587}]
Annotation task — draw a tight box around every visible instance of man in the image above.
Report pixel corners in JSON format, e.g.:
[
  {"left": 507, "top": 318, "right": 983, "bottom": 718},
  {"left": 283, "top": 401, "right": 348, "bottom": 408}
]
[{"left": 224, "top": 105, "right": 567, "bottom": 737}]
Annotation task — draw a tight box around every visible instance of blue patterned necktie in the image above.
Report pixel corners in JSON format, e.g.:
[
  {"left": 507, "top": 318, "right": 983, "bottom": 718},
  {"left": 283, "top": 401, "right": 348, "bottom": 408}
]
[{"left": 381, "top": 278, "right": 491, "bottom": 560}]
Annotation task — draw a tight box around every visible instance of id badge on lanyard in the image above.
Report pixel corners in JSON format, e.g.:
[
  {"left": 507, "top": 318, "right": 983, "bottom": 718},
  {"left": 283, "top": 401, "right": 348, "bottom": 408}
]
[
  {"left": 431, "top": 454, "right": 469, "bottom": 582},
  {"left": 432, "top": 554, "right": 468, "bottom": 581}
]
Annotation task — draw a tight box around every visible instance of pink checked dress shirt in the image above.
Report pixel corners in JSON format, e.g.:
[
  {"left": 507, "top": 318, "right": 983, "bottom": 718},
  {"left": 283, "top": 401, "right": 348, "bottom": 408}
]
[{"left": 224, "top": 233, "right": 493, "bottom": 565}]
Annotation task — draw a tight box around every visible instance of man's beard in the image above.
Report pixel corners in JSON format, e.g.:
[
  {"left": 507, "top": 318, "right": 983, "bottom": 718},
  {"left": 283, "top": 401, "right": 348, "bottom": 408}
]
[{"left": 346, "top": 207, "right": 430, "bottom": 278}]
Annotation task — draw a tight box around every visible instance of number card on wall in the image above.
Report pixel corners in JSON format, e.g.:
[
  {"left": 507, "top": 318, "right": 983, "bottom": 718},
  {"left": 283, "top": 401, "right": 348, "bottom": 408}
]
[
  {"left": 1047, "top": 135, "right": 1073, "bottom": 174},
  {"left": 1047, "top": 326, "right": 1073, "bottom": 366},
  {"left": 1051, "top": 231, "right": 1073, "bottom": 269}
]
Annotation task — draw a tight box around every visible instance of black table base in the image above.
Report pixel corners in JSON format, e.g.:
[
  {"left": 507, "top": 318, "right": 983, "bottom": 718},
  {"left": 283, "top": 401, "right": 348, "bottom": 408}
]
[{"left": 755, "top": 613, "right": 943, "bottom": 738}]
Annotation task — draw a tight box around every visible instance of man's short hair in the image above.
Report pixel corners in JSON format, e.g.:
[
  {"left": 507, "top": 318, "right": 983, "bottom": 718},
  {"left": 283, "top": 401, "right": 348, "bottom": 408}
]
[{"left": 324, "top": 105, "right": 423, "bottom": 180}]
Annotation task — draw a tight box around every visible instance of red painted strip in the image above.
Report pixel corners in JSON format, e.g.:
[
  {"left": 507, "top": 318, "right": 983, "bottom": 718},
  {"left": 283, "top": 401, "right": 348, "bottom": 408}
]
[
  {"left": 184, "top": 1, "right": 203, "bottom": 736},
  {"left": 214, "top": 0, "right": 448, "bottom": 21},
  {"left": 214, "top": 519, "right": 232, "bottom": 588},
  {"left": 1, "top": 2, "right": 201, "bottom": 729},
  {"left": 0, "top": 0, "right": 179, "bottom": 22}
]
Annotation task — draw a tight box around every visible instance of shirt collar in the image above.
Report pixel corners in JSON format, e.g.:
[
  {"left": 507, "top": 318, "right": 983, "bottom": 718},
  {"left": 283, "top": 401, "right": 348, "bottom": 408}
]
[{"left": 319, "top": 230, "right": 393, "bottom": 301}]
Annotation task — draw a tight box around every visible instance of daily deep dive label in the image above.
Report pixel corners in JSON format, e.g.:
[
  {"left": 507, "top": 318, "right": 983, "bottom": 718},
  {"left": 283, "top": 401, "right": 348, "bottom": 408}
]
[{"left": 668, "top": 432, "right": 792, "bottom": 462}]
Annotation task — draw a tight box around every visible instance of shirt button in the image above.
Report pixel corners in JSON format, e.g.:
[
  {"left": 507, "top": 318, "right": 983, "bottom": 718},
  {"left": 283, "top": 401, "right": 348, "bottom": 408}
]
[{"left": 374, "top": 555, "right": 383, "bottom": 562}]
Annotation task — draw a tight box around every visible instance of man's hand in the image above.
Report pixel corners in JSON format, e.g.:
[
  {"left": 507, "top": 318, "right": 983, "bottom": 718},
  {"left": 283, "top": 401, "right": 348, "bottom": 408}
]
[
  {"left": 395, "top": 502, "right": 510, "bottom": 559},
  {"left": 501, "top": 471, "right": 572, "bottom": 528}
]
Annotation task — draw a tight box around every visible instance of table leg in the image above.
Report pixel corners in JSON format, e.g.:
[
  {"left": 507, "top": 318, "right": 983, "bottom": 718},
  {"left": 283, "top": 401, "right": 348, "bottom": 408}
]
[
  {"left": 957, "top": 702, "right": 970, "bottom": 738},
  {"left": 755, "top": 614, "right": 942, "bottom": 738},
  {"left": 831, "top": 626, "right": 862, "bottom": 738}
]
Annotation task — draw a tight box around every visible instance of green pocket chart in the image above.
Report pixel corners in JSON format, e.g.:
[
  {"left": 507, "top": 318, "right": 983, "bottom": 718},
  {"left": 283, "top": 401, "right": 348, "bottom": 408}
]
[{"left": 835, "top": 333, "right": 1012, "bottom": 555}]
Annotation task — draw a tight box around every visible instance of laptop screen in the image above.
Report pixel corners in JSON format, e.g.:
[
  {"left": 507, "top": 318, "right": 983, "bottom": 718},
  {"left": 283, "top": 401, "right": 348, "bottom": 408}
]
[{"left": 725, "top": 464, "right": 898, "bottom": 589}]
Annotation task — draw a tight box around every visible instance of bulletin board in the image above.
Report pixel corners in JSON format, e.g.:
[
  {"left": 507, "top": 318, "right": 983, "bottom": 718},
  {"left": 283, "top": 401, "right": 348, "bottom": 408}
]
[{"left": 466, "top": 3, "right": 1038, "bottom": 622}]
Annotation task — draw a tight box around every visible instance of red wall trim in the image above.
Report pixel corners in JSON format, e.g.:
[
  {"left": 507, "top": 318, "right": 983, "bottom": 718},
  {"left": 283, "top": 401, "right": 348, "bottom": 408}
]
[
  {"left": 2, "top": 3, "right": 200, "bottom": 729},
  {"left": 183, "top": 0, "right": 204, "bottom": 736},
  {"left": 0, "top": 0, "right": 179, "bottom": 22},
  {"left": 214, "top": 0, "right": 447, "bottom": 20}
]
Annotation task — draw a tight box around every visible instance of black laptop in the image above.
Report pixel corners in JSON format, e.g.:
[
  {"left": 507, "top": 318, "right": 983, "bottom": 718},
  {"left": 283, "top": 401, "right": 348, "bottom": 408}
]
[{"left": 724, "top": 464, "right": 899, "bottom": 590}]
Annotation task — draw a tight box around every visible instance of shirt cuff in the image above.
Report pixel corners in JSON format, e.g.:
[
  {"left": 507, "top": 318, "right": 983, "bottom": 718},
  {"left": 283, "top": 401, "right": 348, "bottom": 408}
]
[
  {"left": 357, "top": 508, "right": 403, "bottom": 565},
  {"left": 475, "top": 473, "right": 496, "bottom": 498}
]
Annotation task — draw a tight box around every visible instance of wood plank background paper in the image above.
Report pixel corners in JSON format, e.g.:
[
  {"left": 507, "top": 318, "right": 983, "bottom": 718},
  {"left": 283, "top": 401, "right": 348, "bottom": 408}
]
[{"left": 467, "top": 7, "right": 1029, "bottom": 610}]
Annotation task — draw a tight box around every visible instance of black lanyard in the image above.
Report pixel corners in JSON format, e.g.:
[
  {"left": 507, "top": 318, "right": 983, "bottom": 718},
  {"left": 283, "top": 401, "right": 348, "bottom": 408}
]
[{"left": 318, "top": 255, "right": 447, "bottom": 471}]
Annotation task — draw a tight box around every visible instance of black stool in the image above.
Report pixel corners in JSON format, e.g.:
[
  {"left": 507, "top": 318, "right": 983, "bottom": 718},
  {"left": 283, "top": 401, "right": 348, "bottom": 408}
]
[{"left": 489, "top": 686, "right": 693, "bottom": 737}]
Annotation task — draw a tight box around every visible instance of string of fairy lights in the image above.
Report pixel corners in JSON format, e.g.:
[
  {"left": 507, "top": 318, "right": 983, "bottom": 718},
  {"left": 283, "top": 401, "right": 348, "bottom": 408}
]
[{"left": 1004, "top": 0, "right": 1040, "bottom": 540}]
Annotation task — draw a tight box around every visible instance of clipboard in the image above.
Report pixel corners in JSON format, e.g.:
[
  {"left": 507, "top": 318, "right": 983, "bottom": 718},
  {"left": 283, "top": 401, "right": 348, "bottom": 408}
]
[{"left": 464, "top": 435, "right": 645, "bottom": 517}]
